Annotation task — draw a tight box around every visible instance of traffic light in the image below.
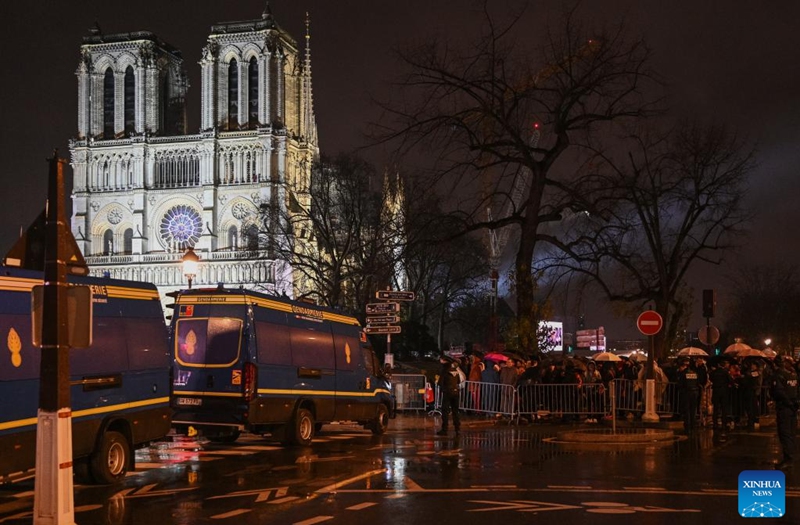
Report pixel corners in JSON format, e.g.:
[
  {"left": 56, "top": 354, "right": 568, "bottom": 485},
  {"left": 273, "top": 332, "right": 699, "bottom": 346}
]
[{"left": 702, "top": 289, "right": 716, "bottom": 318}]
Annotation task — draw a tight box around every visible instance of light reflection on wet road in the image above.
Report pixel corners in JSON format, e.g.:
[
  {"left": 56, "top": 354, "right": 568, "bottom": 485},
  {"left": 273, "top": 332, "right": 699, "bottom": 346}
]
[{"left": 1, "top": 421, "right": 798, "bottom": 524}]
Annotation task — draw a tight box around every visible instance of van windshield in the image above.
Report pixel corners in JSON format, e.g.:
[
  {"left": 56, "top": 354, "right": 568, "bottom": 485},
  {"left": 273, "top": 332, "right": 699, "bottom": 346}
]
[{"left": 175, "top": 317, "right": 242, "bottom": 367}]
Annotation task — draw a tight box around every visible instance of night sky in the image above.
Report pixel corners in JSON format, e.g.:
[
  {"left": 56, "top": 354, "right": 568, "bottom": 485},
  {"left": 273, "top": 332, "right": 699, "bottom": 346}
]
[{"left": 1, "top": 1, "right": 798, "bottom": 337}]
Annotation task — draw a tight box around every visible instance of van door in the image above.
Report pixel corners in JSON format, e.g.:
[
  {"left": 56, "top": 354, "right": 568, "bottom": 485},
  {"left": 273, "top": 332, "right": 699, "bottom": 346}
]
[
  {"left": 173, "top": 315, "right": 245, "bottom": 400},
  {"left": 332, "top": 327, "right": 368, "bottom": 421}
]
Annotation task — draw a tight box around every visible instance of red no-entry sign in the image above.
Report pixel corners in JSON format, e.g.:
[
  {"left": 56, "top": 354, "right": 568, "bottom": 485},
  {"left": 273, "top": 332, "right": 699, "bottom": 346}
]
[{"left": 637, "top": 310, "right": 663, "bottom": 336}]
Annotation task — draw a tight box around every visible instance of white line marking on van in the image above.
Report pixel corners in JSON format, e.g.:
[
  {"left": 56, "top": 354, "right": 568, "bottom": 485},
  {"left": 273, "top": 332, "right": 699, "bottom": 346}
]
[
  {"left": 211, "top": 509, "right": 251, "bottom": 519},
  {"left": 347, "top": 502, "right": 377, "bottom": 510},
  {"left": 315, "top": 469, "right": 388, "bottom": 494},
  {"left": 293, "top": 517, "right": 334, "bottom": 525}
]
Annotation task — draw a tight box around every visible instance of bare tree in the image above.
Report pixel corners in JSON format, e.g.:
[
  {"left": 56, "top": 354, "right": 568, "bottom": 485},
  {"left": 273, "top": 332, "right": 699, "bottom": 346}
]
[
  {"left": 543, "top": 121, "right": 755, "bottom": 357},
  {"left": 264, "top": 154, "right": 397, "bottom": 313},
  {"left": 725, "top": 262, "right": 800, "bottom": 354},
  {"left": 373, "top": 2, "right": 659, "bottom": 353}
]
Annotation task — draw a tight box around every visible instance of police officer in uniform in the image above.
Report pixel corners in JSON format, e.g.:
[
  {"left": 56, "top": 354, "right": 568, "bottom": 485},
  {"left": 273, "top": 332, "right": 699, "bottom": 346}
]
[
  {"left": 771, "top": 355, "right": 800, "bottom": 469},
  {"left": 436, "top": 356, "right": 462, "bottom": 436},
  {"left": 677, "top": 358, "right": 700, "bottom": 432}
]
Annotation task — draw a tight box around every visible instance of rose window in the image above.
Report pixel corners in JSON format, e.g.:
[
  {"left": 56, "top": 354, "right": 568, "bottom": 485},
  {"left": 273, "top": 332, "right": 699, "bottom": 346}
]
[{"left": 160, "top": 205, "right": 202, "bottom": 251}]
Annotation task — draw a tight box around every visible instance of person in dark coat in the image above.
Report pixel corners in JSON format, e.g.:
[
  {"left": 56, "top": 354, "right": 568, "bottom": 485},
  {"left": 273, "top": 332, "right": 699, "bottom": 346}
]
[
  {"left": 677, "top": 358, "right": 701, "bottom": 432},
  {"left": 436, "top": 356, "right": 462, "bottom": 436},
  {"left": 710, "top": 360, "right": 734, "bottom": 432},
  {"left": 771, "top": 356, "right": 800, "bottom": 469}
]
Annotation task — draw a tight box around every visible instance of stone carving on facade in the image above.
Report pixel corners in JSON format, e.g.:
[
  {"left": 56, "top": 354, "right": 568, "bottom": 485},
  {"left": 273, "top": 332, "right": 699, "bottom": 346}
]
[
  {"left": 251, "top": 192, "right": 261, "bottom": 205},
  {"left": 218, "top": 194, "right": 228, "bottom": 205},
  {"left": 148, "top": 195, "right": 157, "bottom": 205},
  {"left": 232, "top": 201, "right": 251, "bottom": 220},
  {"left": 107, "top": 207, "right": 123, "bottom": 225},
  {"left": 91, "top": 201, "right": 100, "bottom": 212},
  {"left": 128, "top": 198, "right": 135, "bottom": 210}
]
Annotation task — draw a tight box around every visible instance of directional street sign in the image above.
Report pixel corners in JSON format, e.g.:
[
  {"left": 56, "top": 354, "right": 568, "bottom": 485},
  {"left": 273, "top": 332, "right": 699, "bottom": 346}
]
[
  {"left": 364, "top": 325, "right": 401, "bottom": 334},
  {"left": 376, "top": 290, "right": 416, "bottom": 301},
  {"left": 637, "top": 310, "right": 663, "bottom": 336},
  {"left": 365, "top": 315, "right": 400, "bottom": 324},
  {"left": 366, "top": 302, "right": 400, "bottom": 314}
]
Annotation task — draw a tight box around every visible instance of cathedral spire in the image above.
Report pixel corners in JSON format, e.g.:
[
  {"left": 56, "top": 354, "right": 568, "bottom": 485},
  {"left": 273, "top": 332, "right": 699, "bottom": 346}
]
[{"left": 303, "top": 12, "right": 318, "bottom": 150}]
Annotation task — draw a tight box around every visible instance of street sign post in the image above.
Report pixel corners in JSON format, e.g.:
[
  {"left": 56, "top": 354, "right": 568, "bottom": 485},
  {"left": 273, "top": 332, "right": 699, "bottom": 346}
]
[
  {"left": 365, "top": 315, "right": 400, "bottom": 324},
  {"left": 376, "top": 290, "right": 416, "bottom": 301},
  {"left": 698, "top": 325, "right": 720, "bottom": 345},
  {"left": 636, "top": 310, "right": 663, "bottom": 336},
  {"left": 366, "top": 302, "right": 400, "bottom": 314},
  {"left": 365, "top": 325, "right": 401, "bottom": 334},
  {"left": 636, "top": 309, "right": 663, "bottom": 425}
]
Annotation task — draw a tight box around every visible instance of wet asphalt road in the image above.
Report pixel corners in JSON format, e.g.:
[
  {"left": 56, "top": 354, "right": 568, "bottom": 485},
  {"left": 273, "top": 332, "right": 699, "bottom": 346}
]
[{"left": 1, "top": 416, "right": 798, "bottom": 525}]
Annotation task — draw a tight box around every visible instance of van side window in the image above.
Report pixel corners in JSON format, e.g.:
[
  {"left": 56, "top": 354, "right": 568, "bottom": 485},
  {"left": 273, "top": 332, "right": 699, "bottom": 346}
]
[
  {"left": 255, "top": 321, "right": 291, "bottom": 365},
  {"left": 362, "top": 347, "right": 377, "bottom": 376},
  {"left": 75, "top": 317, "right": 130, "bottom": 374},
  {"left": 289, "top": 320, "right": 334, "bottom": 369},
  {"left": 175, "top": 318, "right": 242, "bottom": 367},
  {"left": 332, "top": 333, "right": 361, "bottom": 371},
  {"left": 125, "top": 318, "right": 169, "bottom": 370}
]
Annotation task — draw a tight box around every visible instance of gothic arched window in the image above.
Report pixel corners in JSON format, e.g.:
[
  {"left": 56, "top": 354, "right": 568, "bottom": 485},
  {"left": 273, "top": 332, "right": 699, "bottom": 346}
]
[
  {"left": 248, "top": 57, "right": 258, "bottom": 129},
  {"left": 124, "top": 66, "right": 135, "bottom": 135},
  {"left": 244, "top": 224, "right": 259, "bottom": 251},
  {"left": 123, "top": 228, "right": 133, "bottom": 254},
  {"left": 103, "top": 229, "right": 114, "bottom": 256},
  {"left": 103, "top": 68, "right": 115, "bottom": 139},
  {"left": 228, "top": 225, "right": 238, "bottom": 249},
  {"left": 228, "top": 59, "right": 238, "bottom": 130}
]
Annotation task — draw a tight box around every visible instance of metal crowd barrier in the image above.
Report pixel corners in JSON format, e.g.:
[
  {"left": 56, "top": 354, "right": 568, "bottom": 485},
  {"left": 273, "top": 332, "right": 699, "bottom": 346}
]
[
  {"left": 612, "top": 379, "right": 679, "bottom": 416},
  {"left": 516, "top": 383, "right": 608, "bottom": 420},
  {"left": 458, "top": 381, "right": 518, "bottom": 417},
  {"left": 389, "top": 374, "right": 429, "bottom": 411}
]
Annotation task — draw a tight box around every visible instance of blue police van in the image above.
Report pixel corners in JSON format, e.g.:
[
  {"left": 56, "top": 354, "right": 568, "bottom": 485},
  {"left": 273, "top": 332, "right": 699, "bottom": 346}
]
[
  {"left": 0, "top": 266, "right": 171, "bottom": 484},
  {"left": 170, "top": 287, "right": 394, "bottom": 445}
]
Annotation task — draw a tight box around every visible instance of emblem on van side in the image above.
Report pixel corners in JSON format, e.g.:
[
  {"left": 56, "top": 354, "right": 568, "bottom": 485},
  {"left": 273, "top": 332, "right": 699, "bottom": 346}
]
[
  {"left": 231, "top": 370, "right": 242, "bottom": 385},
  {"left": 185, "top": 329, "right": 197, "bottom": 356},
  {"left": 8, "top": 327, "right": 22, "bottom": 368},
  {"left": 345, "top": 342, "right": 351, "bottom": 364}
]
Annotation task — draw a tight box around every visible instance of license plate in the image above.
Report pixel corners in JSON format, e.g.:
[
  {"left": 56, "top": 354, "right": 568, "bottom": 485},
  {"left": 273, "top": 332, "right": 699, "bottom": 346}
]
[{"left": 176, "top": 397, "right": 202, "bottom": 406}]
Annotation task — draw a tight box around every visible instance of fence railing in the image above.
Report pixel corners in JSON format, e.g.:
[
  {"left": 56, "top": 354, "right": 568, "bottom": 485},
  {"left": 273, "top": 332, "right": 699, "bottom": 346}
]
[
  {"left": 389, "top": 374, "right": 429, "bottom": 411},
  {"left": 422, "top": 379, "right": 778, "bottom": 424}
]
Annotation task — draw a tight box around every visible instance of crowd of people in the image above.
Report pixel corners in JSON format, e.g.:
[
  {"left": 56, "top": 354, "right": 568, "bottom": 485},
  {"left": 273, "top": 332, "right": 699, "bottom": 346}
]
[{"left": 436, "top": 351, "right": 800, "bottom": 427}]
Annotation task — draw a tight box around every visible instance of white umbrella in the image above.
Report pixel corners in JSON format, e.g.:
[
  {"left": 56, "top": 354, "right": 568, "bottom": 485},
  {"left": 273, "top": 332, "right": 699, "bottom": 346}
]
[
  {"left": 628, "top": 351, "right": 648, "bottom": 362},
  {"left": 724, "top": 342, "right": 752, "bottom": 355},
  {"left": 737, "top": 348, "right": 766, "bottom": 358},
  {"left": 592, "top": 352, "right": 622, "bottom": 362},
  {"left": 677, "top": 346, "right": 709, "bottom": 357}
]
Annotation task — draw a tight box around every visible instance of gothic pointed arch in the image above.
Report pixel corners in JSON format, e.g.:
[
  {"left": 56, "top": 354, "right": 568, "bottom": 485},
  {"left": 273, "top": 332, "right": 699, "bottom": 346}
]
[
  {"left": 124, "top": 66, "right": 135, "bottom": 135},
  {"left": 248, "top": 57, "right": 259, "bottom": 129},
  {"left": 103, "top": 229, "right": 114, "bottom": 255},
  {"left": 228, "top": 58, "right": 239, "bottom": 130},
  {"left": 123, "top": 227, "right": 134, "bottom": 254},
  {"left": 103, "top": 67, "right": 115, "bottom": 139}
]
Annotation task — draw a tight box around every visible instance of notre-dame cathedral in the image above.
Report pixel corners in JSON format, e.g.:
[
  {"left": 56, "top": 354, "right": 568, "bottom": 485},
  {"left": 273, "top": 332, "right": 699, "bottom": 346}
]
[{"left": 69, "top": 6, "right": 316, "bottom": 300}]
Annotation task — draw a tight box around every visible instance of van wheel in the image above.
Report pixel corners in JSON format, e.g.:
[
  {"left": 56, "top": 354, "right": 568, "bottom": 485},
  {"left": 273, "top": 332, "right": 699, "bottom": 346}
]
[
  {"left": 90, "top": 431, "right": 130, "bottom": 484},
  {"left": 288, "top": 408, "right": 314, "bottom": 446},
  {"left": 369, "top": 404, "right": 389, "bottom": 435}
]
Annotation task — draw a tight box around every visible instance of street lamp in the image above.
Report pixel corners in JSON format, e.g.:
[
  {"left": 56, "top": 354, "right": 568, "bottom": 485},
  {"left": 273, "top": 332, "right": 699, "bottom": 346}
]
[
  {"left": 764, "top": 338, "right": 772, "bottom": 348},
  {"left": 182, "top": 247, "right": 199, "bottom": 289}
]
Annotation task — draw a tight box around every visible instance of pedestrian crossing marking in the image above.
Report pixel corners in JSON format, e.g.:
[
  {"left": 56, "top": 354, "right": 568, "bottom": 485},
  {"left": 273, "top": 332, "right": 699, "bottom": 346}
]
[
  {"left": 347, "top": 502, "right": 378, "bottom": 510},
  {"left": 211, "top": 509, "right": 251, "bottom": 519}
]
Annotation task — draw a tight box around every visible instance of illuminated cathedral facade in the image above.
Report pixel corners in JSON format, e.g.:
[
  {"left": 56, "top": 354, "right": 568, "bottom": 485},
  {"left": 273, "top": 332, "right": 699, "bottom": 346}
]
[{"left": 69, "top": 7, "right": 317, "bottom": 300}]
